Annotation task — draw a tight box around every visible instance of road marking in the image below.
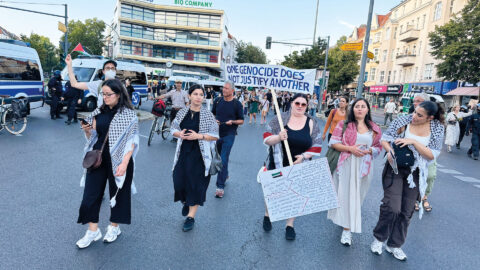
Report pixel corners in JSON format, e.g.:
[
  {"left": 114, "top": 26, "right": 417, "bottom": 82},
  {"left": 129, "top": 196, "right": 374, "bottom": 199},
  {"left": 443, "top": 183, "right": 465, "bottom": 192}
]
[
  {"left": 475, "top": 185, "right": 480, "bottom": 189},
  {"left": 437, "top": 169, "right": 462, "bottom": 175},
  {"left": 453, "top": 175, "right": 480, "bottom": 184},
  {"left": 139, "top": 134, "right": 148, "bottom": 139},
  {"left": 436, "top": 163, "right": 444, "bottom": 168}
]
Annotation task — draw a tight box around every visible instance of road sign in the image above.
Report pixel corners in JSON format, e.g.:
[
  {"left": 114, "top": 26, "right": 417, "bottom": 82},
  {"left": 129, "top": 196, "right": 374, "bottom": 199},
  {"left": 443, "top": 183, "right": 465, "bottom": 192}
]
[
  {"left": 367, "top": 51, "right": 374, "bottom": 59},
  {"left": 340, "top": 42, "right": 362, "bottom": 51},
  {"left": 131, "top": 92, "right": 140, "bottom": 106},
  {"left": 58, "top": 22, "right": 67, "bottom": 33}
]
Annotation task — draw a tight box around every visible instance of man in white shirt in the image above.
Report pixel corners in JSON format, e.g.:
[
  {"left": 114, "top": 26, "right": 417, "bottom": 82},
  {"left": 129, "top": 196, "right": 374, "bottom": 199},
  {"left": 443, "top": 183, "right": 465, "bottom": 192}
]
[
  {"left": 65, "top": 54, "right": 117, "bottom": 108},
  {"left": 384, "top": 99, "right": 397, "bottom": 125}
]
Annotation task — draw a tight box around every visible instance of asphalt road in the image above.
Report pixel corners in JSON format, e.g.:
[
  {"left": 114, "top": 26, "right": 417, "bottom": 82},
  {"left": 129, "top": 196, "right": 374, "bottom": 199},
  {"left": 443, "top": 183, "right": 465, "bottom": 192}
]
[{"left": 1, "top": 101, "right": 479, "bottom": 270}]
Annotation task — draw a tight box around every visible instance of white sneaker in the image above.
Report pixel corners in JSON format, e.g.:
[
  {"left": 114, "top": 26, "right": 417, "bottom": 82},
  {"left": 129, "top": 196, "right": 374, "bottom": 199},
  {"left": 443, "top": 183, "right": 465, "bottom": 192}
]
[
  {"left": 370, "top": 238, "right": 384, "bottom": 255},
  {"left": 386, "top": 245, "right": 407, "bottom": 261},
  {"left": 76, "top": 229, "right": 102, "bottom": 248},
  {"left": 103, "top": 225, "right": 121, "bottom": 243},
  {"left": 340, "top": 230, "right": 352, "bottom": 246}
]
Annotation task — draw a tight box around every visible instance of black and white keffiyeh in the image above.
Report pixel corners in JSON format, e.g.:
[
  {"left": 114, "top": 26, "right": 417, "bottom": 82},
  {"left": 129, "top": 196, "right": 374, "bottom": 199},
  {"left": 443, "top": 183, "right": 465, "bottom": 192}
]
[
  {"left": 80, "top": 107, "right": 139, "bottom": 207},
  {"left": 382, "top": 114, "right": 444, "bottom": 218},
  {"left": 170, "top": 107, "right": 219, "bottom": 176}
]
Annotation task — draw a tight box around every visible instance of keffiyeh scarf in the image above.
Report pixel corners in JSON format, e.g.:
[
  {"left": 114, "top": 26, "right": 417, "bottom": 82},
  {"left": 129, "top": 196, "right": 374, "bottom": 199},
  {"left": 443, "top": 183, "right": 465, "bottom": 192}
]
[
  {"left": 170, "top": 107, "right": 219, "bottom": 176},
  {"left": 381, "top": 114, "right": 444, "bottom": 218}
]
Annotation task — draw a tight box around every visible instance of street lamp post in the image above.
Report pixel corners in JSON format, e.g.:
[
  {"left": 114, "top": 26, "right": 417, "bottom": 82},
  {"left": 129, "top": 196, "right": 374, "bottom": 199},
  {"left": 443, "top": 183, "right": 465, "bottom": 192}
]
[{"left": 356, "top": 0, "right": 375, "bottom": 99}]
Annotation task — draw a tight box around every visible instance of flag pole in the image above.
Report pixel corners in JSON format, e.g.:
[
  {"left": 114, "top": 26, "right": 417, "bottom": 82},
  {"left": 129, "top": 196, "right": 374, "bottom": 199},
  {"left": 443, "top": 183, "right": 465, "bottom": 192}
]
[{"left": 270, "top": 88, "right": 294, "bottom": 166}]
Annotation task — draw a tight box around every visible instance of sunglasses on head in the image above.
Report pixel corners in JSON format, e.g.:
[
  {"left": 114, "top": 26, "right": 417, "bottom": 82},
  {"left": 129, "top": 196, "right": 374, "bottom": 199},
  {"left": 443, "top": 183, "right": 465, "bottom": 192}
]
[{"left": 294, "top": 101, "right": 307, "bottom": 107}]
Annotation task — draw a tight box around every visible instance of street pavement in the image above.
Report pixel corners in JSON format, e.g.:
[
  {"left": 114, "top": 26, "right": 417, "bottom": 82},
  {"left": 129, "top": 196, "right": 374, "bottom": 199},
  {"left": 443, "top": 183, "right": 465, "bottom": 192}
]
[{"left": 1, "top": 101, "right": 479, "bottom": 270}]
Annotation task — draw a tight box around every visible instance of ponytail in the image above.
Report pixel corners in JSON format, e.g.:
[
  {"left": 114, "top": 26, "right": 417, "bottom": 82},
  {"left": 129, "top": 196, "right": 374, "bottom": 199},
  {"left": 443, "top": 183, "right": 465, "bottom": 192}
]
[{"left": 419, "top": 101, "right": 445, "bottom": 124}]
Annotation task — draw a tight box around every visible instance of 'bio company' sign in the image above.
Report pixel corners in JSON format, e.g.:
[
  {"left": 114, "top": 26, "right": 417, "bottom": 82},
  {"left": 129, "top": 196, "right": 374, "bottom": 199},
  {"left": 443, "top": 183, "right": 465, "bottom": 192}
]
[{"left": 174, "top": 0, "right": 213, "bottom": 8}]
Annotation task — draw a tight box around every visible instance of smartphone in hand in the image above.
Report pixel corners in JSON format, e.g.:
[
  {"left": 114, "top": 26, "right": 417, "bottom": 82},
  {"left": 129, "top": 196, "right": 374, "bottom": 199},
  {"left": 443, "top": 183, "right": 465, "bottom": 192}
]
[{"left": 78, "top": 118, "right": 91, "bottom": 127}]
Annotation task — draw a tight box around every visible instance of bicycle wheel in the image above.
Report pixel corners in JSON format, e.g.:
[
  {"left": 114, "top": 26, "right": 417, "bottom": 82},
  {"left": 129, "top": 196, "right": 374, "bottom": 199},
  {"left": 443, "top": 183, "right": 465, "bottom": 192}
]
[
  {"left": 3, "top": 108, "right": 27, "bottom": 135},
  {"left": 147, "top": 117, "right": 158, "bottom": 146},
  {"left": 161, "top": 117, "right": 170, "bottom": 140}
]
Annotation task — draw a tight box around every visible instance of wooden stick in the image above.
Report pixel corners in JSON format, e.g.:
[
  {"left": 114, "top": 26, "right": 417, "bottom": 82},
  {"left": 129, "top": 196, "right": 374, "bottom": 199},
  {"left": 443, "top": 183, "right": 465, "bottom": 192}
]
[{"left": 270, "top": 89, "right": 294, "bottom": 166}]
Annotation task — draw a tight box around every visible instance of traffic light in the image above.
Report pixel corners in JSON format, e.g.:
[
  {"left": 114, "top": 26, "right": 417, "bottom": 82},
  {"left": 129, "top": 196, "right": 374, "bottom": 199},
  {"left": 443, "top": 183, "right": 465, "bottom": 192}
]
[
  {"left": 59, "top": 52, "right": 65, "bottom": 68},
  {"left": 266, "top": 36, "right": 272, "bottom": 49},
  {"left": 318, "top": 78, "right": 323, "bottom": 87}
]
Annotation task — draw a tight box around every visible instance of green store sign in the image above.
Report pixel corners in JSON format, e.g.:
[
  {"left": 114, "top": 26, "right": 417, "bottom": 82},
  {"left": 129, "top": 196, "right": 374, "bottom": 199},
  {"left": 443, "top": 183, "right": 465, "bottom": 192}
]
[{"left": 174, "top": 0, "right": 213, "bottom": 8}]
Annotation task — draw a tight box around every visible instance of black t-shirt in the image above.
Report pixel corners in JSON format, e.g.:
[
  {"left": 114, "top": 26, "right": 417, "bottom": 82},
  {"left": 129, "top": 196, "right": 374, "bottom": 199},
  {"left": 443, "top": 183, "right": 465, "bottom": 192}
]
[
  {"left": 212, "top": 97, "right": 244, "bottom": 137},
  {"left": 266, "top": 92, "right": 273, "bottom": 103},
  {"left": 206, "top": 90, "right": 213, "bottom": 99}
]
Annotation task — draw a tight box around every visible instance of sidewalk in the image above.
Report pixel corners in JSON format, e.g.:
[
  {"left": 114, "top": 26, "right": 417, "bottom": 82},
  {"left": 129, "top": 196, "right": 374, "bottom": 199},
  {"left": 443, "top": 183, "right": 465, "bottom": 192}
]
[{"left": 78, "top": 109, "right": 154, "bottom": 122}]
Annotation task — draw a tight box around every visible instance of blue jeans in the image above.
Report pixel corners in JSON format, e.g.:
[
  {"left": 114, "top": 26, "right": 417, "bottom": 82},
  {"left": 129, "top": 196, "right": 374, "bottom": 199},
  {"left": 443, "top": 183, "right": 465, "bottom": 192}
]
[
  {"left": 216, "top": 134, "right": 236, "bottom": 189},
  {"left": 310, "top": 108, "right": 316, "bottom": 117},
  {"left": 468, "top": 133, "right": 479, "bottom": 158}
]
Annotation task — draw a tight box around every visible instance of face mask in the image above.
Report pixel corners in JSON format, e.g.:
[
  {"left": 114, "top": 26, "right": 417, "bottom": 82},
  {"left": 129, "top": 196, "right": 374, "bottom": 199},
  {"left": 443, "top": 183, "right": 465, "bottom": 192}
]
[{"left": 104, "top": 70, "right": 116, "bottom": 79}]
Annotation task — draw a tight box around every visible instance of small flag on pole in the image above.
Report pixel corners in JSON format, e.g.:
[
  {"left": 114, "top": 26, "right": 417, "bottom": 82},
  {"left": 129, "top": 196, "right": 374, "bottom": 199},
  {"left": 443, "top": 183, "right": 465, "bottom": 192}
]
[{"left": 71, "top": 43, "right": 90, "bottom": 56}]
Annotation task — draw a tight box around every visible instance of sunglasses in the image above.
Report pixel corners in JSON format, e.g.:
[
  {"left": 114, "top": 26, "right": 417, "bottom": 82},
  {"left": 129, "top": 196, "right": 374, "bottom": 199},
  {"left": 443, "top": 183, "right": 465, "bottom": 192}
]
[{"left": 294, "top": 102, "right": 307, "bottom": 107}]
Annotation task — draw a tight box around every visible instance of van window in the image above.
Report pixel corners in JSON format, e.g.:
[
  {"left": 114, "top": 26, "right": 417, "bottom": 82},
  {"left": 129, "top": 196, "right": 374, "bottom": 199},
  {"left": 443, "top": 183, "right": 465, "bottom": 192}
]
[
  {"left": 116, "top": 70, "right": 147, "bottom": 85},
  {"left": 64, "top": 67, "right": 95, "bottom": 82},
  {"left": 0, "top": 55, "right": 41, "bottom": 81}
]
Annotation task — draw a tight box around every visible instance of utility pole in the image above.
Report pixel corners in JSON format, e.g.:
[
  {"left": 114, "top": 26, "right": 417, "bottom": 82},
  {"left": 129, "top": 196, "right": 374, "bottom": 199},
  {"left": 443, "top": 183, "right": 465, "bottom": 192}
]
[
  {"left": 318, "top": 36, "right": 330, "bottom": 112},
  {"left": 356, "top": 0, "right": 374, "bottom": 99},
  {"left": 64, "top": 4, "right": 68, "bottom": 60},
  {"left": 313, "top": 0, "right": 320, "bottom": 46}
]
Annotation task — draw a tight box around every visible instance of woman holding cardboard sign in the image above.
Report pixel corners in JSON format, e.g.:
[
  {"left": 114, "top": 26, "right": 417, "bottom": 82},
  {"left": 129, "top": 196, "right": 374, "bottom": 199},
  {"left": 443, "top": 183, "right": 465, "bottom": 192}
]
[
  {"left": 262, "top": 93, "right": 322, "bottom": 240},
  {"left": 327, "top": 98, "right": 382, "bottom": 246}
]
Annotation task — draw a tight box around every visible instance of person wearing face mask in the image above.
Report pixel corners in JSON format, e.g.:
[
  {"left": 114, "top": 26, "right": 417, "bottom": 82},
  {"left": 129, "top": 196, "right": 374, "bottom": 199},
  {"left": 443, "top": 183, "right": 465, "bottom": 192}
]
[
  {"left": 65, "top": 54, "right": 117, "bottom": 108},
  {"left": 262, "top": 93, "right": 323, "bottom": 240},
  {"left": 370, "top": 101, "right": 445, "bottom": 261},
  {"left": 48, "top": 70, "right": 63, "bottom": 120},
  {"left": 327, "top": 98, "right": 382, "bottom": 246}
]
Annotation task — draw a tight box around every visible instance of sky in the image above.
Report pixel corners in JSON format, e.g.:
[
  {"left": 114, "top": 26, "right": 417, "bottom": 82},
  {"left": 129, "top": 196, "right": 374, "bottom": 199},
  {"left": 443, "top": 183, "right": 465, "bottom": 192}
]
[{"left": 0, "top": 0, "right": 401, "bottom": 64}]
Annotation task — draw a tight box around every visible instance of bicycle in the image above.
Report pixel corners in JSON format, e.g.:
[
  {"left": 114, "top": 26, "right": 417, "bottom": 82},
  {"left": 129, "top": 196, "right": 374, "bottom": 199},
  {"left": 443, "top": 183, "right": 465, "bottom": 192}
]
[
  {"left": 147, "top": 99, "right": 172, "bottom": 146},
  {"left": 0, "top": 95, "right": 27, "bottom": 135}
]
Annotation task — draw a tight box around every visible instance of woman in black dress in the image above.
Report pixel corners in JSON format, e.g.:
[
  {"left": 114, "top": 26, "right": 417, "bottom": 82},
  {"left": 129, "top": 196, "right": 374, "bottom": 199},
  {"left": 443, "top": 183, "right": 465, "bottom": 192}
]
[{"left": 171, "top": 84, "right": 219, "bottom": 232}]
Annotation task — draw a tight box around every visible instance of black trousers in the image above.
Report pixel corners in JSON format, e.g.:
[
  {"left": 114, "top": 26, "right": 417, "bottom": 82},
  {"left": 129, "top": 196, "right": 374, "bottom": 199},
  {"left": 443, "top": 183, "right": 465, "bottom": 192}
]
[
  {"left": 50, "top": 95, "right": 62, "bottom": 117},
  {"left": 66, "top": 99, "right": 77, "bottom": 121},
  {"left": 373, "top": 164, "right": 420, "bottom": 248},
  {"left": 457, "top": 122, "right": 467, "bottom": 146},
  {"left": 78, "top": 154, "right": 134, "bottom": 225}
]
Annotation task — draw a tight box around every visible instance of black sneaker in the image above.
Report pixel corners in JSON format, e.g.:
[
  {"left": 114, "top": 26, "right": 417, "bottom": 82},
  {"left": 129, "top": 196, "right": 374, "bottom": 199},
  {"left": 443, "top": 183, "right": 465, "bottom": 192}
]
[
  {"left": 56, "top": 115, "right": 63, "bottom": 119},
  {"left": 456, "top": 144, "right": 460, "bottom": 149},
  {"left": 263, "top": 216, "right": 272, "bottom": 232},
  {"left": 65, "top": 120, "right": 71, "bottom": 125},
  {"left": 475, "top": 157, "right": 479, "bottom": 160},
  {"left": 51, "top": 116, "right": 56, "bottom": 120},
  {"left": 183, "top": 217, "right": 195, "bottom": 232},
  {"left": 73, "top": 119, "right": 78, "bottom": 123},
  {"left": 182, "top": 204, "right": 189, "bottom": 217},
  {"left": 285, "top": 226, "right": 296, "bottom": 240}
]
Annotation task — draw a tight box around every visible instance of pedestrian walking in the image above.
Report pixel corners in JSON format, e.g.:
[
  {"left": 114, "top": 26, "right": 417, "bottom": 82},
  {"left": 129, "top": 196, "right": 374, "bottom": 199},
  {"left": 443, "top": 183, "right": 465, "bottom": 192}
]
[
  {"left": 205, "top": 87, "right": 213, "bottom": 111},
  {"left": 466, "top": 104, "right": 480, "bottom": 160},
  {"left": 48, "top": 70, "right": 63, "bottom": 120},
  {"left": 327, "top": 98, "right": 382, "bottom": 246},
  {"left": 308, "top": 94, "right": 318, "bottom": 117},
  {"left": 63, "top": 78, "right": 82, "bottom": 125},
  {"left": 211, "top": 80, "right": 244, "bottom": 198},
  {"left": 262, "top": 93, "right": 323, "bottom": 240},
  {"left": 370, "top": 101, "right": 445, "bottom": 261},
  {"left": 383, "top": 99, "right": 396, "bottom": 125},
  {"left": 323, "top": 96, "right": 348, "bottom": 142},
  {"left": 457, "top": 105, "right": 470, "bottom": 149},
  {"left": 65, "top": 54, "right": 117, "bottom": 109},
  {"left": 445, "top": 105, "right": 473, "bottom": 152},
  {"left": 170, "top": 84, "right": 219, "bottom": 232},
  {"left": 260, "top": 97, "right": 270, "bottom": 124},
  {"left": 248, "top": 92, "right": 259, "bottom": 124},
  {"left": 76, "top": 79, "right": 139, "bottom": 249}
]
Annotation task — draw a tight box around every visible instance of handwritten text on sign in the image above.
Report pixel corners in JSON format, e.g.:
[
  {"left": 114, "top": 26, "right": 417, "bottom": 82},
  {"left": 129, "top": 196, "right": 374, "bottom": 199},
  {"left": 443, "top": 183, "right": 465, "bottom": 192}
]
[
  {"left": 226, "top": 64, "right": 316, "bottom": 94},
  {"left": 259, "top": 158, "right": 338, "bottom": 222}
]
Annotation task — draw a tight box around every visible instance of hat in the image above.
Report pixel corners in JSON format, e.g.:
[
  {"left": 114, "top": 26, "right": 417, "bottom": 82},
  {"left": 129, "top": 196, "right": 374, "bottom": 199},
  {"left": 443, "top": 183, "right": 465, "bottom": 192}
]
[{"left": 175, "top": 79, "right": 182, "bottom": 83}]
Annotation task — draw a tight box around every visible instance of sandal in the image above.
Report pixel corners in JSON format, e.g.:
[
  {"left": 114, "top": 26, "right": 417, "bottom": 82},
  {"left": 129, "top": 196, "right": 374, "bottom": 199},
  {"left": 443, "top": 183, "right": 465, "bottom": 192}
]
[
  {"left": 414, "top": 202, "right": 420, "bottom": 211},
  {"left": 423, "top": 199, "right": 432, "bottom": 212}
]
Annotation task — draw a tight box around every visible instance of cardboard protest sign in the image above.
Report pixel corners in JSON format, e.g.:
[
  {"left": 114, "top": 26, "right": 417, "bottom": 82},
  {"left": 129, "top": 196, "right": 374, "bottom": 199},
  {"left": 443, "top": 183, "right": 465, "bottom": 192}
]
[
  {"left": 259, "top": 158, "right": 338, "bottom": 222},
  {"left": 226, "top": 64, "right": 316, "bottom": 94}
]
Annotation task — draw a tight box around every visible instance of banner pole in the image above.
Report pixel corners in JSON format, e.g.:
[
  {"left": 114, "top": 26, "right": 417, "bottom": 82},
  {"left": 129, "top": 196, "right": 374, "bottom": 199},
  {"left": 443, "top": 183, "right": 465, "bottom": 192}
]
[{"left": 270, "top": 89, "right": 294, "bottom": 166}]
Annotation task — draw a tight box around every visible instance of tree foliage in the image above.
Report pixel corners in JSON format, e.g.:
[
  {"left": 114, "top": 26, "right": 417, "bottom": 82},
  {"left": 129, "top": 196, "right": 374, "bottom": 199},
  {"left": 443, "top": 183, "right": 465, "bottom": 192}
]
[
  {"left": 327, "top": 36, "right": 360, "bottom": 91},
  {"left": 429, "top": 0, "right": 480, "bottom": 84},
  {"left": 281, "top": 38, "right": 327, "bottom": 69},
  {"left": 60, "top": 18, "right": 106, "bottom": 57},
  {"left": 21, "top": 33, "right": 60, "bottom": 72},
  {"left": 235, "top": 41, "right": 267, "bottom": 64}
]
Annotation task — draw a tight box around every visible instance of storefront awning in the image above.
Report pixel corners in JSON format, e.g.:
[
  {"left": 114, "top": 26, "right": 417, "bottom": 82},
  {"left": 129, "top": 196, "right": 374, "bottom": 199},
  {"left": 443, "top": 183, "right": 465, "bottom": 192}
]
[{"left": 445, "top": 87, "right": 480, "bottom": 96}]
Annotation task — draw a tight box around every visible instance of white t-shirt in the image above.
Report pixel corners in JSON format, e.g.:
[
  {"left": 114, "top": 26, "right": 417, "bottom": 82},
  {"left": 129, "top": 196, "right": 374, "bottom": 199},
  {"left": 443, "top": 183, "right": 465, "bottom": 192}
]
[
  {"left": 87, "top": 80, "right": 103, "bottom": 107},
  {"left": 385, "top": 102, "right": 396, "bottom": 113}
]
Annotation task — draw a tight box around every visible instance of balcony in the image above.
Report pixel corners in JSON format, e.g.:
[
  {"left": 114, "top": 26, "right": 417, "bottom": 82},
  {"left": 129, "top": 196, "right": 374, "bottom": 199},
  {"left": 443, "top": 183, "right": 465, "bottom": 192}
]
[
  {"left": 396, "top": 54, "right": 416, "bottom": 66},
  {"left": 399, "top": 26, "right": 420, "bottom": 42}
]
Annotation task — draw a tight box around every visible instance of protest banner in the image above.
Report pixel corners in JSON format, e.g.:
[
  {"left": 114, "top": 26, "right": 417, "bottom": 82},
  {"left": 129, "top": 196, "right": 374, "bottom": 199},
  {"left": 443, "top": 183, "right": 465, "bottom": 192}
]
[
  {"left": 259, "top": 158, "right": 338, "bottom": 222},
  {"left": 226, "top": 64, "right": 316, "bottom": 94}
]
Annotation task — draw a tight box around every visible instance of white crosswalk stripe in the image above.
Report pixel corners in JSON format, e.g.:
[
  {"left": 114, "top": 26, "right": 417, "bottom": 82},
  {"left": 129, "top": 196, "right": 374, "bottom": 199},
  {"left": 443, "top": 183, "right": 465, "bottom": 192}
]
[
  {"left": 437, "top": 169, "right": 462, "bottom": 175},
  {"left": 453, "top": 175, "right": 480, "bottom": 184}
]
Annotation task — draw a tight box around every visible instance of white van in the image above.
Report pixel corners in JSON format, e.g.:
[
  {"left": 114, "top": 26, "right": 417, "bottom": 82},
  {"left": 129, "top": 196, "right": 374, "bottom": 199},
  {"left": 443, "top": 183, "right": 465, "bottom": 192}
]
[
  {"left": 0, "top": 40, "right": 44, "bottom": 106},
  {"left": 57, "top": 56, "right": 148, "bottom": 111},
  {"left": 166, "top": 76, "right": 199, "bottom": 91}
]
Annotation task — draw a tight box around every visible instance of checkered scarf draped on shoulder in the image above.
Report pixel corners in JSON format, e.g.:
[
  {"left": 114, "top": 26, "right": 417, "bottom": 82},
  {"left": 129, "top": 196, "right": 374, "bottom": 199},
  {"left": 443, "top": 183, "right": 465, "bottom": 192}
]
[{"left": 170, "top": 107, "right": 219, "bottom": 176}]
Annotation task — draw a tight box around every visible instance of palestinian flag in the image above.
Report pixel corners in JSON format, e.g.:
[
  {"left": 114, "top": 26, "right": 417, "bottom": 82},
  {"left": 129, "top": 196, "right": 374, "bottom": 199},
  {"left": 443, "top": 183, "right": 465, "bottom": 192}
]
[{"left": 71, "top": 43, "right": 90, "bottom": 56}]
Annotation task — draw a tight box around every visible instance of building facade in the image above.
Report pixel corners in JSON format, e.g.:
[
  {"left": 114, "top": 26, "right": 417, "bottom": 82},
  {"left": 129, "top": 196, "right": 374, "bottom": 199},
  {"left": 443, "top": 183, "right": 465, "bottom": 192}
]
[{"left": 111, "top": 0, "right": 234, "bottom": 79}]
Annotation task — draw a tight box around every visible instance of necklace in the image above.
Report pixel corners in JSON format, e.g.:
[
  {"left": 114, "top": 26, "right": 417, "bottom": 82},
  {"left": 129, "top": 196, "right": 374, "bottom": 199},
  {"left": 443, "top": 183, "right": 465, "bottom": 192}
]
[{"left": 190, "top": 110, "right": 198, "bottom": 119}]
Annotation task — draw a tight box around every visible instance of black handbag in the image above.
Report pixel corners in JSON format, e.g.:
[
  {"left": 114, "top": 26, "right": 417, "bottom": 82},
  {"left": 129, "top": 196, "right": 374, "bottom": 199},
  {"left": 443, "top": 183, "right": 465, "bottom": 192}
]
[{"left": 391, "top": 128, "right": 414, "bottom": 168}]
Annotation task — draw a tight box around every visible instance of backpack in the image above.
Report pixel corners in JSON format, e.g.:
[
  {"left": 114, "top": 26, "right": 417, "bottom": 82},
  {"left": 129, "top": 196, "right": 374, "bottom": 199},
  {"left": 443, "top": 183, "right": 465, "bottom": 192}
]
[
  {"left": 151, "top": 99, "right": 166, "bottom": 117},
  {"left": 11, "top": 99, "right": 29, "bottom": 118}
]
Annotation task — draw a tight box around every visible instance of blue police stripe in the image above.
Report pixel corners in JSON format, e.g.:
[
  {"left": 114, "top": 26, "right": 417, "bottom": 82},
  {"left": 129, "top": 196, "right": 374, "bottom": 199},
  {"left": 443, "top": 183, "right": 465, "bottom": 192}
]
[{"left": 0, "top": 81, "right": 43, "bottom": 86}]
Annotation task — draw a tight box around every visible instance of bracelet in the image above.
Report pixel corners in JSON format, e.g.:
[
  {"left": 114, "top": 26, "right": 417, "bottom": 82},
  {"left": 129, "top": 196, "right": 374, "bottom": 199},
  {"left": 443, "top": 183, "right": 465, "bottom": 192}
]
[{"left": 301, "top": 153, "right": 306, "bottom": 160}]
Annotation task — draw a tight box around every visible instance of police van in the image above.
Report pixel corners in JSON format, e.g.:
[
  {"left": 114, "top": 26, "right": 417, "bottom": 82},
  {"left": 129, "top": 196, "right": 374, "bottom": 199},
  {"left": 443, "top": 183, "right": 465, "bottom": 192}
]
[
  {"left": 56, "top": 56, "right": 148, "bottom": 111},
  {"left": 0, "top": 40, "right": 44, "bottom": 107}
]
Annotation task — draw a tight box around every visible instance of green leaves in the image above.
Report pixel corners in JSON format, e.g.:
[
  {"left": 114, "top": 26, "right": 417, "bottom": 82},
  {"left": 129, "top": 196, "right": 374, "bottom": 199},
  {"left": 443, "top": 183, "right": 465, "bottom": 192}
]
[
  {"left": 20, "top": 33, "right": 60, "bottom": 72},
  {"left": 235, "top": 41, "right": 268, "bottom": 64},
  {"left": 60, "top": 18, "right": 106, "bottom": 57}
]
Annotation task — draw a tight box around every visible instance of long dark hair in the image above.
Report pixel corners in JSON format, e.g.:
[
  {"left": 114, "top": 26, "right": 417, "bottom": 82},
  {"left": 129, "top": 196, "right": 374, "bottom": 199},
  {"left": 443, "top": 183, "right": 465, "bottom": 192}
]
[
  {"left": 189, "top": 84, "right": 204, "bottom": 95},
  {"left": 418, "top": 101, "right": 445, "bottom": 124},
  {"left": 100, "top": 79, "right": 134, "bottom": 112},
  {"left": 346, "top": 98, "right": 373, "bottom": 130}
]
